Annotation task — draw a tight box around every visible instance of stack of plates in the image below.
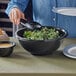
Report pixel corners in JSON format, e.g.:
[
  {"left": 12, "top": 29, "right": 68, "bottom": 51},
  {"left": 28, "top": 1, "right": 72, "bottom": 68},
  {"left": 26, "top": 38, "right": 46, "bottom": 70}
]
[
  {"left": 52, "top": 7, "right": 76, "bottom": 16},
  {"left": 63, "top": 44, "right": 76, "bottom": 59}
]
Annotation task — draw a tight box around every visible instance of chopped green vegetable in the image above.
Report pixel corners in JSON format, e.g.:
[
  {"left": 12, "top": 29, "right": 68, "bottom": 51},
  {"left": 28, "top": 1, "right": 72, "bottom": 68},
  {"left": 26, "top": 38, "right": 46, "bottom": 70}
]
[{"left": 23, "top": 27, "right": 59, "bottom": 40}]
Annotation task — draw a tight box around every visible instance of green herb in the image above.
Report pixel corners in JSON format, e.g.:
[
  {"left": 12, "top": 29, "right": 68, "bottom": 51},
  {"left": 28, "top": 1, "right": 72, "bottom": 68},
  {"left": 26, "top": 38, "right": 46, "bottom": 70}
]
[{"left": 23, "top": 27, "right": 59, "bottom": 40}]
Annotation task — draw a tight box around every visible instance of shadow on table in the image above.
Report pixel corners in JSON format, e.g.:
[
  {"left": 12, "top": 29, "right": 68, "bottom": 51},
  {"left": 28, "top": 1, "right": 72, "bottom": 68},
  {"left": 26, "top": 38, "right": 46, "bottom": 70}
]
[{"left": 9, "top": 50, "right": 65, "bottom": 59}]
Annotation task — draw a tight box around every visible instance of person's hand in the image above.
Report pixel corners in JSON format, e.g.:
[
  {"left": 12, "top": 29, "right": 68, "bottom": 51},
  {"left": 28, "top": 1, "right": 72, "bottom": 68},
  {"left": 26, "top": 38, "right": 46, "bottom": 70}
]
[{"left": 9, "top": 8, "right": 25, "bottom": 25}]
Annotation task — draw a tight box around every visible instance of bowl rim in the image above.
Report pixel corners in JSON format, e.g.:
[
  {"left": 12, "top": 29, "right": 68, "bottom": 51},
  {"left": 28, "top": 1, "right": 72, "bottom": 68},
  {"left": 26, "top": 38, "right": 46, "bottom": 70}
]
[
  {"left": 0, "top": 41, "right": 16, "bottom": 49},
  {"left": 16, "top": 26, "right": 68, "bottom": 41}
]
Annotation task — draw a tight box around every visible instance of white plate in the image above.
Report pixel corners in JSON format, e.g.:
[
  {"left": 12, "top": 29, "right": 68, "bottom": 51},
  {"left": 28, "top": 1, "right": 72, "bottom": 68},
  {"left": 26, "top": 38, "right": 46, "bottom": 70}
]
[
  {"left": 63, "top": 44, "right": 76, "bottom": 59},
  {"left": 52, "top": 7, "right": 76, "bottom": 16}
]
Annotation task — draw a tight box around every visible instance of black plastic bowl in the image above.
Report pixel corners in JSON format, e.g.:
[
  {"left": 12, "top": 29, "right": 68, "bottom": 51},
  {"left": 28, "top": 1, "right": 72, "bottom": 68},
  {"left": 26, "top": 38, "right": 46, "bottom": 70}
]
[
  {"left": 0, "top": 41, "right": 16, "bottom": 57},
  {"left": 16, "top": 26, "right": 67, "bottom": 56}
]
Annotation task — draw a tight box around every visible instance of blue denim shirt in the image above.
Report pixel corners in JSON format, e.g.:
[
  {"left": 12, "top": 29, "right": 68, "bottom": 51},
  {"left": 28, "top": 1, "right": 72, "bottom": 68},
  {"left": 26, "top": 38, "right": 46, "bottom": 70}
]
[{"left": 5, "top": 0, "right": 76, "bottom": 38}]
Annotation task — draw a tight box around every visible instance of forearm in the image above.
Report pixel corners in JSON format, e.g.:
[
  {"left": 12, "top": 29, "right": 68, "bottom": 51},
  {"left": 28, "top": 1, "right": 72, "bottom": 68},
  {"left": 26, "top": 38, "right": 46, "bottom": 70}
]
[{"left": 5, "top": 0, "right": 29, "bottom": 16}]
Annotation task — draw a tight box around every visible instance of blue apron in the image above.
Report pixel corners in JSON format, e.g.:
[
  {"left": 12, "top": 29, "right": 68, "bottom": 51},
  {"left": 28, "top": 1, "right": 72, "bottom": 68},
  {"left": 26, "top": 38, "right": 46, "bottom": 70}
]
[{"left": 6, "top": 0, "right": 76, "bottom": 37}]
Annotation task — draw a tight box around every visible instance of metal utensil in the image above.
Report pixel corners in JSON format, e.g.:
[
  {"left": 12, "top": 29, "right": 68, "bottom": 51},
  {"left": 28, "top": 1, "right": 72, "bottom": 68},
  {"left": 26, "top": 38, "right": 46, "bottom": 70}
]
[
  {"left": 20, "top": 19, "right": 34, "bottom": 29},
  {"left": 20, "top": 19, "right": 41, "bottom": 29}
]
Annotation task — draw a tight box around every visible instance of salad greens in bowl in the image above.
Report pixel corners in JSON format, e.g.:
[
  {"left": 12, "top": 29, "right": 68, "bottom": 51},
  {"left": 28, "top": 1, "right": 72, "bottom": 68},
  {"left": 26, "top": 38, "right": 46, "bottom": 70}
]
[{"left": 23, "top": 27, "right": 60, "bottom": 40}]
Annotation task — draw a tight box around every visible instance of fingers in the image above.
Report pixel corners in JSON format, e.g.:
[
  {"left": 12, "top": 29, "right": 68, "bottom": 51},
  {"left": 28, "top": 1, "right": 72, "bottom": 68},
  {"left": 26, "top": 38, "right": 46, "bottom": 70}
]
[
  {"left": 15, "top": 9, "right": 21, "bottom": 25},
  {"left": 9, "top": 8, "right": 25, "bottom": 25},
  {"left": 9, "top": 10, "right": 14, "bottom": 24},
  {"left": 21, "top": 13, "right": 25, "bottom": 19},
  {"left": 9, "top": 8, "right": 18, "bottom": 25}
]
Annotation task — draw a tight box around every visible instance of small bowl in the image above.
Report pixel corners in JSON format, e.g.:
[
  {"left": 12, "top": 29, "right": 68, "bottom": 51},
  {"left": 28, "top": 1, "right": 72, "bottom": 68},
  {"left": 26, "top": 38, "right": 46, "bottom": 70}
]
[
  {"left": 16, "top": 26, "right": 68, "bottom": 56},
  {"left": 0, "top": 41, "right": 16, "bottom": 57}
]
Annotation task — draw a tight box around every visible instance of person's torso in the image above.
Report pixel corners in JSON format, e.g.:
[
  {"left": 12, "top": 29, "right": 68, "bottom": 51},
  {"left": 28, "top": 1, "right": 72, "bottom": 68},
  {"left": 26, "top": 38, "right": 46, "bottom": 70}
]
[{"left": 32, "top": 0, "right": 76, "bottom": 37}]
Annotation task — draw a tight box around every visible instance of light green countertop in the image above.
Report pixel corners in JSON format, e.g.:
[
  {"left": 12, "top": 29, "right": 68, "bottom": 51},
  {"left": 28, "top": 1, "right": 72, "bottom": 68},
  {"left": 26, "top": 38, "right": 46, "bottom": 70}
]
[{"left": 0, "top": 38, "right": 76, "bottom": 76}]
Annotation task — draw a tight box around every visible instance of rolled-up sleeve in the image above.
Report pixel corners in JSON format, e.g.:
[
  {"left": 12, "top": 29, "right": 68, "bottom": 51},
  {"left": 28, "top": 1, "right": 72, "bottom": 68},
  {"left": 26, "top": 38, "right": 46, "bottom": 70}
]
[{"left": 5, "top": 0, "right": 29, "bottom": 16}]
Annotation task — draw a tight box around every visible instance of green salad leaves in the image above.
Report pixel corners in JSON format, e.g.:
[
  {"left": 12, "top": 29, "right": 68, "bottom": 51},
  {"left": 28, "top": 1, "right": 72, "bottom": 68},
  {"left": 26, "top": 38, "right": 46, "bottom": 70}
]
[{"left": 23, "top": 27, "right": 59, "bottom": 40}]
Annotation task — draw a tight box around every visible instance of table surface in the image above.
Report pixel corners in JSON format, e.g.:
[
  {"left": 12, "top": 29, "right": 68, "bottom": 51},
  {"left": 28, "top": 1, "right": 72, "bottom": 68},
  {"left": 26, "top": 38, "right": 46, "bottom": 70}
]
[{"left": 0, "top": 38, "right": 76, "bottom": 75}]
